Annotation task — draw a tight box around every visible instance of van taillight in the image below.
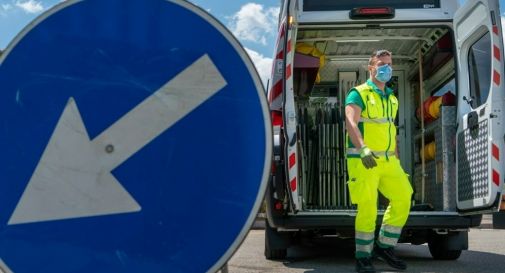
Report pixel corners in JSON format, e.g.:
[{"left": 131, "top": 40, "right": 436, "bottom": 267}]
[
  {"left": 350, "top": 7, "right": 395, "bottom": 19},
  {"left": 271, "top": 161, "right": 276, "bottom": 174},
  {"left": 275, "top": 200, "right": 283, "bottom": 211},
  {"left": 272, "top": 111, "right": 283, "bottom": 127}
]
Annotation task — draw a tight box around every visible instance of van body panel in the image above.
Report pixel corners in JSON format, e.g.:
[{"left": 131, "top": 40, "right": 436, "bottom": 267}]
[
  {"left": 268, "top": 214, "right": 482, "bottom": 230},
  {"left": 268, "top": 1, "right": 289, "bottom": 113},
  {"left": 454, "top": 0, "right": 505, "bottom": 213},
  {"left": 297, "top": 0, "right": 458, "bottom": 23}
]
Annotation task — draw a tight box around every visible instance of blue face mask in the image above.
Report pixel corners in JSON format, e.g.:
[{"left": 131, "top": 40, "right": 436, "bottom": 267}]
[{"left": 375, "top": 64, "right": 393, "bottom": 83}]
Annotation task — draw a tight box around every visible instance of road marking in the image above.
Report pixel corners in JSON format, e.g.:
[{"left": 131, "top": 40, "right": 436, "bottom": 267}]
[{"left": 8, "top": 55, "right": 227, "bottom": 225}]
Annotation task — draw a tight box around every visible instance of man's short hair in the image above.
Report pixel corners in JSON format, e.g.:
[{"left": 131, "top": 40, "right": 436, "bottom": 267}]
[{"left": 369, "top": 49, "right": 392, "bottom": 66}]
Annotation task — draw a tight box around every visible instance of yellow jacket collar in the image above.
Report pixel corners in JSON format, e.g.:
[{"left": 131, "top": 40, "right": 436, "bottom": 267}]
[{"left": 366, "top": 79, "right": 393, "bottom": 97}]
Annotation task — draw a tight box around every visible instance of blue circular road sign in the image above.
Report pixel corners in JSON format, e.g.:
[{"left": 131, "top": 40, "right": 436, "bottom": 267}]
[{"left": 0, "top": 0, "right": 271, "bottom": 272}]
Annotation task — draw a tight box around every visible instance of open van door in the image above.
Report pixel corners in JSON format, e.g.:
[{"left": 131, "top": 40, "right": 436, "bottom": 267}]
[
  {"left": 268, "top": 0, "right": 301, "bottom": 212},
  {"left": 283, "top": 0, "right": 301, "bottom": 212},
  {"left": 454, "top": 0, "right": 505, "bottom": 213}
]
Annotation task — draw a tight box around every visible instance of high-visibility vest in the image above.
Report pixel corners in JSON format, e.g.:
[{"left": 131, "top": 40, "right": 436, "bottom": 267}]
[{"left": 346, "top": 81, "right": 399, "bottom": 159}]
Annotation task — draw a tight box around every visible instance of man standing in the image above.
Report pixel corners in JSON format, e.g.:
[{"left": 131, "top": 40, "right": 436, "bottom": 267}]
[{"left": 345, "top": 49, "right": 413, "bottom": 273}]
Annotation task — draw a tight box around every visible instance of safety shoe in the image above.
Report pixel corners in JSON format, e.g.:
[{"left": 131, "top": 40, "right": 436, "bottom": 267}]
[
  {"left": 373, "top": 245, "right": 407, "bottom": 270},
  {"left": 355, "top": 257, "right": 375, "bottom": 273}
]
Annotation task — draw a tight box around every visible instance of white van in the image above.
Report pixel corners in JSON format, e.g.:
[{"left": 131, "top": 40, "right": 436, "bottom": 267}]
[{"left": 265, "top": 0, "right": 505, "bottom": 260}]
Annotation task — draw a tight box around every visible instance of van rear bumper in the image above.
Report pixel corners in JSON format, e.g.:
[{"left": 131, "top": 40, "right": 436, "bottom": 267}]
[
  {"left": 265, "top": 181, "right": 482, "bottom": 230},
  {"left": 267, "top": 213, "right": 483, "bottom": 230}
]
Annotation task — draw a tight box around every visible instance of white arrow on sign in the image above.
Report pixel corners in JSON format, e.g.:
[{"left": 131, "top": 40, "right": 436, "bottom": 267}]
[
  {"left": 0, "top": 258, "right": 12, "bottom": 273},
  {"left": 8, "top": 54, "right": 227, "bottom": 225}
]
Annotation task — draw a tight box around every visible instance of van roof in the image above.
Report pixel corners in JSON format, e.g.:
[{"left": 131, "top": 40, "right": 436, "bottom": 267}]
[{"left": 297, "top": 0, "right": 459, "bottom": 23}]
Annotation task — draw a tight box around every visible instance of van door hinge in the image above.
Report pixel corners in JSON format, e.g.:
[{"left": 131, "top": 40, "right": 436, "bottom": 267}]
[
  {"left": 491, "top": 10, "right": 497, "bottom": 25},
  {"left": 276, "top": 60, "right": 284, "bottom": 75}
]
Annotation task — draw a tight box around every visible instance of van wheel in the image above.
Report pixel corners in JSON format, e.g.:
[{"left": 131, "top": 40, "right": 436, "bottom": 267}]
[
  {"left": 428, "top": 243, "right": 462, "bottom": 260},
  {"left": 265, "top": 245, "right": 287, "bottom": 260},
  {"left": 427, "top": 232, "right": 464, "bottom": 260},
  {"left": 264, "top": 220, "right": 288, "bottom": 260}
]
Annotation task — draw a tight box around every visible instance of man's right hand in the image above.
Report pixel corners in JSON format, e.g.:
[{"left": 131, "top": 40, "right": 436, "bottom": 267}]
[{"left": 360, "top": 146, "right": 378, "bottom": 169}]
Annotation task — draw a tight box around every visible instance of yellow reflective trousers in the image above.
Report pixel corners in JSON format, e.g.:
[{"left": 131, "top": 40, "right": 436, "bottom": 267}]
[{"left": 347, "top": 156, "right": 413, "bottom": 258}]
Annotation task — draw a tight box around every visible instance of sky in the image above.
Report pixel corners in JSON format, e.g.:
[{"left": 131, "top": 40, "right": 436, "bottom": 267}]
[
  {"left": 0, "top": 0, "right": 505, "bottom": 87},
  {"left": 0, "top": 0, "right": 280, "bottom": 87}
]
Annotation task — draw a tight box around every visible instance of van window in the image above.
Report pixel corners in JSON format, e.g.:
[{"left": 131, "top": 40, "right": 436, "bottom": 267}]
[
  {"left": 468, "top": 32, "right": 491, "bottom": 107},
  {"left": 303, "top": 0, "right": 440, "bottom": 11}
]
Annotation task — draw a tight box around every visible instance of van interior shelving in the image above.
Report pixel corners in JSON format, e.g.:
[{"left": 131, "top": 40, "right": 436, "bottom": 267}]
[{"left": 292, "top": 24, "right": 458, "bottom": 214}]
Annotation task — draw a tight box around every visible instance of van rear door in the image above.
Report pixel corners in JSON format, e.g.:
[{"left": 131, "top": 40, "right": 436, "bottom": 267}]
[
  {"left": 454, "top": 0, "right": 505, "bottom": 213},
  {"left": 283, "top": 0, "right": 301, "bottom": 212},
  {"left": 268, "top": 0, "right": 301, "bottom": 212}
]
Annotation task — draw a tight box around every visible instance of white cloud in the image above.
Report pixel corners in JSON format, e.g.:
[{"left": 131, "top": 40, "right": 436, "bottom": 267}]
[
  {"left": 16, "top": 0, "right": 44, "bottom": 14},
  {"left": 229, "top": 3, "right": 279, "bottom": 45},
  {"left": 245, "top": 47, "right": 273, "bottom": 88},
  {"left": 2, "top": 4, "right": 13, "bottom": 11},
  {"left": 0, "top": 3, "right": 12, "bottom": 17}
]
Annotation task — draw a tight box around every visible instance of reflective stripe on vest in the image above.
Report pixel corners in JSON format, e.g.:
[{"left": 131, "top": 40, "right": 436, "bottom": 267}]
[
  {"left": 359, "top": 117, "right": 394, "bottom": 124},
  {"left": 346, "top": 148, "right": 396, "bottom": 157}
]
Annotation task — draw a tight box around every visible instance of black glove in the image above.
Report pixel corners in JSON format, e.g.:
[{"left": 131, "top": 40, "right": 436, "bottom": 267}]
[{"left": 360, "top": 146, "right": 379, "bottom": 169}]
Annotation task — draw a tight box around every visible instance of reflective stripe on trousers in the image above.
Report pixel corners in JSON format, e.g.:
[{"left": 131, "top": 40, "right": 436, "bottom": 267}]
[
  {"left": 355, "top": 231, "right": 374, "bottom": 258},
  {"left": 378, "top": 224, "right": 403, "bottom": 247}
]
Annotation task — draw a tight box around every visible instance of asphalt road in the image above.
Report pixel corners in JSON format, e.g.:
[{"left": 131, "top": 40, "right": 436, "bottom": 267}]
[{"left": 227, "top": 228, "right": 505, "bottom": 273}]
